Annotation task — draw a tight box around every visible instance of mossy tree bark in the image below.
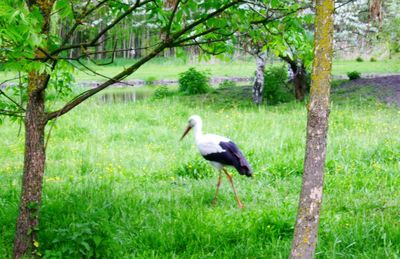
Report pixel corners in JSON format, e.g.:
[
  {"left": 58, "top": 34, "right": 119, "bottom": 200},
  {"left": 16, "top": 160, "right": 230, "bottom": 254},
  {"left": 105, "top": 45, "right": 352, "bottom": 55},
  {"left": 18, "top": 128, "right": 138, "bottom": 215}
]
[
  {"left": 13, "top": 72, "right": 48, "bottom": 259},
  {"left": 289, "top": 0, "right": 334, "bottom": 258},
  {"left": 13, "top": 1, "right": 55, "bottom": 258}
]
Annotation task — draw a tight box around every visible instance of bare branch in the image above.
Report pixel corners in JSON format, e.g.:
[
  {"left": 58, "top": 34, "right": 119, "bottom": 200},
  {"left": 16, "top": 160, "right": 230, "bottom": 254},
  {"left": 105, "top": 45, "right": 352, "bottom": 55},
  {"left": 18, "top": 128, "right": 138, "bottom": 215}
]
[
  {"left": 66, "top": 45, "right": 157, "bottom": 60},
  {"left": 52, "top": 0, "right": 152, "bottom": 57},
  {"left": 165, "top": 0, "right": 182, "bottom": 38},
  {"left": 88, "top": 40, "right": 118, "bottom": 66},
  {"left": 62, "top": 0, "right": 109, "bottom": 45},
  {"left": 46, "top": 42, "right": 168, "bottom": 121},
  {"left": 0, "top": 77, "right": 20, "bottom": 87},
  {"left": 0, "top": 89, "right": 26, "bottom": 111},
  {"left": 75, "top": 59, "right": 135, "bottom": 86},
  {"left": 89, "top": 0, "right": 152, "bottom": 45},
  {"left": 173, "top": 27, "right": 219, "bottom": 45},
  {"left": 251, "top": 5, "right": 310, "bottom": 25},
  {"left": 0, "top": 109, "right": 25, "bottom": 118},
  {"left": 171, "top": 0, "right": 243, "bottom": 40},
  {"left": 334, "top": 0, "right": 358, "bottom": 11}
]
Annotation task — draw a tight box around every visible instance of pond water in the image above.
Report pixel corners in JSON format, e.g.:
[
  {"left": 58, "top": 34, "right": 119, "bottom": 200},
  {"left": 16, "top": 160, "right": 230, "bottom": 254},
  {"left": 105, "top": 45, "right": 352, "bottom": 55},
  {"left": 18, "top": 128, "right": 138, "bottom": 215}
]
[{"left": 99, "top": 89, "right": 152, "bottom": 103}]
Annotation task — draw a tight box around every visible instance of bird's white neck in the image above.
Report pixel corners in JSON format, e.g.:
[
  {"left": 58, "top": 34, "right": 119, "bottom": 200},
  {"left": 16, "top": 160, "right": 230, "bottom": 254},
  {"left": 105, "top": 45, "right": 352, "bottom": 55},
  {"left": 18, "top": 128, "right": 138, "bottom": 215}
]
[{"left": 192, "top": 121, "right": 203, "bottom": 144}]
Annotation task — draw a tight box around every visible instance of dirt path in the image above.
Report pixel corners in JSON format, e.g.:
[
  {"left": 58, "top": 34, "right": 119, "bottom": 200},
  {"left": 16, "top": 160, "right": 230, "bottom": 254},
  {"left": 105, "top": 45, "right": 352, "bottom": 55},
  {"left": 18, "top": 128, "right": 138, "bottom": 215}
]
[{"left": 337, "top": 75, "right": 400, "bottom": 107}]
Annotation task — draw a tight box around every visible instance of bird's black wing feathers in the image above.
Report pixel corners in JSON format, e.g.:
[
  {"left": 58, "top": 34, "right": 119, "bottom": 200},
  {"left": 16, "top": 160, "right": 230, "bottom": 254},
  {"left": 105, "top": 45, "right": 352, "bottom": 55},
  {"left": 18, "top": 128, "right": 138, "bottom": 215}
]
[{"left": 219, "top": 141, "right": 252, "bottom": 177}]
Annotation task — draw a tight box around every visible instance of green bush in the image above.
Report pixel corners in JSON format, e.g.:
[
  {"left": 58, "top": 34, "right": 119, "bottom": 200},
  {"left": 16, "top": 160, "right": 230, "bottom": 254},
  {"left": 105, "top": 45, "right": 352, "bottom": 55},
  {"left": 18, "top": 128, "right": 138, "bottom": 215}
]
[
  {"left": 347, "top": 71, "right": 361, "bottom": 80},
  {"left": 178, "top": 67, "right": 210, "bottom": 95},
  {"left": 152, "top": 86, "right": 170, "bottom": 99},
  {"left": 356, "top": 57, "right": 364, "bottom": 62},
  {"left": 263, "top": 66, "right": 293, "bottom": 104},
  {"left": 218, "top": 79, "right": 236, "bottom": 89},
  {"left": 370, "top": 57, "right": 377, "bottom": 62},
  {"left": 175, "top": 158, "right": 214, "bottom": 179}
]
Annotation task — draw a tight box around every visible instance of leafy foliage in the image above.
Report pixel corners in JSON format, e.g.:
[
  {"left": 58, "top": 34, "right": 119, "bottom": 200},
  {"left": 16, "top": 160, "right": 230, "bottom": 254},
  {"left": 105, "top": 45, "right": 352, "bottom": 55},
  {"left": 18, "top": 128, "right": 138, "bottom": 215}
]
[
  {"left": 178, "top": 68, "right": 210, "bottom": 95},
  {"left": 356, "top": 57, "right": 364, "bottom": 62},
  {"left": 263, "top": 66, "right": 293, "bottom": 104},
  {"left": 347, "top": 71, "right": 361, "bottom": 80},
  {"left": 152, "top": 86, "right": 170, "bottom": 99}
]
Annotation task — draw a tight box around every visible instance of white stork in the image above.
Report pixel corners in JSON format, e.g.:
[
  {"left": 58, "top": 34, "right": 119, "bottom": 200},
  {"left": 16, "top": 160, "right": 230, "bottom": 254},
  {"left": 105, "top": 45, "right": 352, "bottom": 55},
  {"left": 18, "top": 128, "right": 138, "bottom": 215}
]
[{"left": 180, "top": 115, "right": 252, "bottom": 208}]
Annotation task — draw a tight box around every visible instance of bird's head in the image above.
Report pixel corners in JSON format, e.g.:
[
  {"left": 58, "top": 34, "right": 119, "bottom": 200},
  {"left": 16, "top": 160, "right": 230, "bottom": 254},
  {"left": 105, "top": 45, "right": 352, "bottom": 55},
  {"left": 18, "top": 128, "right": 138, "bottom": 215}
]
[{"left": 180, "top": 115, "right": 202, "bottom": 140}]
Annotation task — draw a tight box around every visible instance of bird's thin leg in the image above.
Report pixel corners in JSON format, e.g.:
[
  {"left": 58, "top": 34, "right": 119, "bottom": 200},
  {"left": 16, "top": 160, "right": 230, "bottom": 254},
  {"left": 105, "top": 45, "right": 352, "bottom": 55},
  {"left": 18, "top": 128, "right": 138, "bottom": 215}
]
[
  {"left": 212, "top": 171, "right": 223, "bottom": 208},
  {"left": 223, "top": 168, "right": 243, "bottom": 209}
]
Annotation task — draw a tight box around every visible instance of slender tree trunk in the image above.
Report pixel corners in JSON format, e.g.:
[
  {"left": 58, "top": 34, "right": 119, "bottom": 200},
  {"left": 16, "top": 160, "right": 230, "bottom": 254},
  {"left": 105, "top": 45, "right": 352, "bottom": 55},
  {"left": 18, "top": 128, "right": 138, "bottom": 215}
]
[
  {"left": 13, "top": 73, "right": 48, "bottom": 258},
  {"left": 281, "top": 56, "right": 307, "bottom": 101},
  {"left": 293, "top": 63, "right": 306, "bottom": 101},
  {"left": 252, "top": 51, "right": 267, "bottom": 105},
  {"left": 13, "top": 1, "right": 54, "bottom": 257},
  {"left": 290, "top": 0, "right": 334, "bottom": 258}
]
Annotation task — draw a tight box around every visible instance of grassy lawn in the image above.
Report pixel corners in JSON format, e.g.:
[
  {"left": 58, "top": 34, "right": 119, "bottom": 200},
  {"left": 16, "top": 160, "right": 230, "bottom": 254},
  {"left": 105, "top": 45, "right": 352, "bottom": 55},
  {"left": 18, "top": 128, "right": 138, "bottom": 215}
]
[
  {"left": 333, "top": 59, "right": 400, "bottom": 76},
  {"left": 1, "top": 58, "right": 399, "bottom": 83},
  {"left": 0, "top": 84, "right": 399, "bottom": 257}
]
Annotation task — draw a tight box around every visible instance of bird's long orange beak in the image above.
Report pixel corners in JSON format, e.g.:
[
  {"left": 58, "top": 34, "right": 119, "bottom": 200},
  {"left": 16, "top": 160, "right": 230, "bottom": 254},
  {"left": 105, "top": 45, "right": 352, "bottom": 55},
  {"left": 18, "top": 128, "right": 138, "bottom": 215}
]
[{"left": 180, "top": 125, "right": 192, "bottom": 141}]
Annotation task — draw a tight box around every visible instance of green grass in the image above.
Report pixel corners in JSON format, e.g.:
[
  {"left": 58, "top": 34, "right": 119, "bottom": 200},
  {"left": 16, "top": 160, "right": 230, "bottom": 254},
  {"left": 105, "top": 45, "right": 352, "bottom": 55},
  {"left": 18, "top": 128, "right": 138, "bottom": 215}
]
[
  {"left": 332, "top": 59, "right": 400, "bottom": 76},
  {"left": 1, "top": 58, "right": 399, "bottom": 83},
  {"left": 0, "top": 84, "right": 399, "bottom": 258}
]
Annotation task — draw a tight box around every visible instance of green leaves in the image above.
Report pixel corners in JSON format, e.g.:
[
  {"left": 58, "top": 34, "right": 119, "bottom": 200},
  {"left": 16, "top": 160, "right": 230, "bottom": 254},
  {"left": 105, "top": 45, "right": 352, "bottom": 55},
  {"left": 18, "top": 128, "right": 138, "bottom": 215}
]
[
  {"left": 0, "top": 1, "right": 45, "bottom": 72},
  {"left": 54, "top": 0, "right": 74, "bottom": 19}
]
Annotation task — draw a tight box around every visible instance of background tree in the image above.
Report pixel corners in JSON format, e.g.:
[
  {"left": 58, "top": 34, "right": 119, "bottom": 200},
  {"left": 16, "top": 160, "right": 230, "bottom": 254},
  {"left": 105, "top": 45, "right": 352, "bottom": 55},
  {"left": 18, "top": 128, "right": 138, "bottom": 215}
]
[
  {"left": 377, "top": 0, "right": 400, "bottom": 58},
  {"left": 290, "top": 0, "right": 334, "bottom": 257},
  {"left": 268, "top": 16, "right": 313, "bottom": 101},
  {"left": 238, "top": 1, "right": 312, "bottom": 104}
]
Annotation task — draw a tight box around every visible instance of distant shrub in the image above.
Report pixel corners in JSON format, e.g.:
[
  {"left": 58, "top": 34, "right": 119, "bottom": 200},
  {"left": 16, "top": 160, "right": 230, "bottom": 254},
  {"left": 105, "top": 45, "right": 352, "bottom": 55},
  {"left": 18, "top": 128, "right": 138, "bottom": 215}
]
[
  {"left": 347, "top": 71, "right": 361, "bottom": 80},
  {"left": 175, "top": 158, "right": 214, "bottom": 179},
  {"left": 152, "top": 86, "right": 170, "bottom": 99},
  {"left": 178, "top": 67, "right": 210, "bottom": 95},
  {"left": 370, "top": 57, "right": 377, "bottom": 62},
  {"left": 356, "top": 57, "right": 364, "bottom": 62},
  {"left": 145, "top": 76, "right": 157, "bottom": 86},
  {"left": 218, "top": 79, "right": 237, "bottom": 89},
  {"left": 263, "top": 66, "right": 293, "bottom": 104}
]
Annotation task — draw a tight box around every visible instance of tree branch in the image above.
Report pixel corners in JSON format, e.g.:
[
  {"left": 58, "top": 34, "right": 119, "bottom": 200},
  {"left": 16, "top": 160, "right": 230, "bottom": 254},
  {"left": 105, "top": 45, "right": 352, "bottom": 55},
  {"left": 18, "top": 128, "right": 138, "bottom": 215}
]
[
  {"left": 46, "top": 0, "right": 243, "bottom": 121},
  {"left": 51, "top": 0, "right": 153, "bottom": 57},
  {"left": 0, "top": 89, "right": 26, "bottom": 111},
  {"left": 75, "top": 59, "right": 135, "bottom": 86},
  {"left": 165, "top": 0, "right": 182, "bottom": 38},
  {"left": 46, "top": 42, "right": 168, "bottom": 121},
  {"left": 172, "top": 27, "right": 219, "bottom": 45},
  {"left": 171, "top": 0, "right": 243, "bottom": 40},
  {"left": 251, "top": 5, "right": 310, "bottom": 25},
  {"left": 61, "top": 0, "right": 108, "bottom": 45},
  {"left": 0, "top": 109, "right": 25, "bottom": 118}
]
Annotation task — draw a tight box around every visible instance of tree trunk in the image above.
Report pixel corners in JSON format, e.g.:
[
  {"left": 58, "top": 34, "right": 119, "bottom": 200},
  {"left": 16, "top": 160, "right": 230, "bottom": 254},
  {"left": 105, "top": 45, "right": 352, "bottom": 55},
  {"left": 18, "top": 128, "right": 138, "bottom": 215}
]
[
  {"left": 281, "top": 56, "right": 307, "bottom": 101},
  {"left": 293, "top": 63, "right": 306, "bottom": 101},
  {"left": 13, "top": 1, "right": 54, "bottom": 257},
  {"left": 13, "top": 72, "right": 47, "bottom": 258},
  {"left": 252, "top": 51, "right": 266, "bottom": 105},
  {"left": 290, "top": 0, "right": 334, "bottom": 258}
]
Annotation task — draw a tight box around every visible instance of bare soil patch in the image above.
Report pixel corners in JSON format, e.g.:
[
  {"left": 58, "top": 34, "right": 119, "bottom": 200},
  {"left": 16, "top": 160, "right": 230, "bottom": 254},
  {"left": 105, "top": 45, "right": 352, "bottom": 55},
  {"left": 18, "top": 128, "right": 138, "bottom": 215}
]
[{"left": 336, "top": 75, "right": 400, "bottom": 107}]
